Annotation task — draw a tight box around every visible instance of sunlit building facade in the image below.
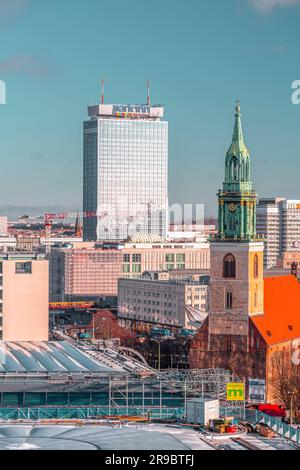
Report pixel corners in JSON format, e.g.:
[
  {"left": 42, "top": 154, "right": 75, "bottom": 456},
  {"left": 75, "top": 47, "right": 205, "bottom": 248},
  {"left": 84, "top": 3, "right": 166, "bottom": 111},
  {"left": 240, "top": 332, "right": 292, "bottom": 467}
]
[{"left": 0, "top": 253, "right": 48, "bottom": 342}]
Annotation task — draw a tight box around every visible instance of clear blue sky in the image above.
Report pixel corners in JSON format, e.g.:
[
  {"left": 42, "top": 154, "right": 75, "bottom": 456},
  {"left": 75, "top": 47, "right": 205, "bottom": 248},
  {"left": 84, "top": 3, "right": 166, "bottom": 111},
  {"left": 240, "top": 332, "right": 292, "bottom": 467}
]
[{"left": 0, "top": 0, "right": 299, "bottom": 217}]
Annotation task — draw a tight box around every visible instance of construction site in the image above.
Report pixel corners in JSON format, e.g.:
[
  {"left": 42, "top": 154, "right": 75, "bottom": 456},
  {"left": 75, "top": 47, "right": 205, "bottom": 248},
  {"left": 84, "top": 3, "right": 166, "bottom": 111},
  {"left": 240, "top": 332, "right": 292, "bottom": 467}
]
[{"left": 0, "top": 332, "right": 299, "bottom": 450}]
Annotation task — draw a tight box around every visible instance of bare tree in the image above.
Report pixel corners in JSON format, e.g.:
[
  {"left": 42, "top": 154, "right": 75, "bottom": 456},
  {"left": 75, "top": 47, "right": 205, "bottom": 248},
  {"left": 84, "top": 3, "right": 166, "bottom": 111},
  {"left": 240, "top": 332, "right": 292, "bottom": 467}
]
[{"left": 269, "top": 350, "right": 300, "bottom": 421}]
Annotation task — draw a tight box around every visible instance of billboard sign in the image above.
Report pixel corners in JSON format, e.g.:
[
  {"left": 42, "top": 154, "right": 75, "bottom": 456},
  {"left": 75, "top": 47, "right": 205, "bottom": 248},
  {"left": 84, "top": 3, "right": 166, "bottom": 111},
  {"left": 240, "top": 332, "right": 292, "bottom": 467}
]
[
  {"left": 113, "top": 105, "right": 151, "bottom": 114},
  {"left": 226, "top": 382, "right": 245, "bottom": 401},
  {"left": 248, "top": 378, "right": 266, "bottom": 402}
]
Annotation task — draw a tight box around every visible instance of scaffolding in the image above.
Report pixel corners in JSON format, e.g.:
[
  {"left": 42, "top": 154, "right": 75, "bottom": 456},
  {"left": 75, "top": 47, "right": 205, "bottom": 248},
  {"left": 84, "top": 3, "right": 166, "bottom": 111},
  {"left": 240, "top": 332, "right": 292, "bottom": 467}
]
[{"left": 0, "top": 369, "right": 244, "bottom": 418}]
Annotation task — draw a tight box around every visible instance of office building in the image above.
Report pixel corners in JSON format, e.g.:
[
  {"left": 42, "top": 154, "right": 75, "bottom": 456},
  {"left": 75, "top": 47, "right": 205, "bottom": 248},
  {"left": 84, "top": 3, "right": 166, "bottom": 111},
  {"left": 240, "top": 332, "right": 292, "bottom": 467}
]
[
  {"left": 0, "top": 253, "right": 49, "bottom": 341},
  {"left": 50, "top": 246, "right": 123, "bottom": 301},
  {"left": 83, "top": 98, "right": 168, "bottom": 241},
  {"left": 257, "top": 198, "right": 300, "bottom": 268},
  {"left": 256, "top": 198, "right": 283, "bottom": 268},
  {"left": 49, "top": 239, "right": 210, "bottom": 301},
  {"left": 118, "top": 272, "right": 209, "bottom": 328},
  {"left": 280, "top": 199, "right": 300, "bottom": 252}
]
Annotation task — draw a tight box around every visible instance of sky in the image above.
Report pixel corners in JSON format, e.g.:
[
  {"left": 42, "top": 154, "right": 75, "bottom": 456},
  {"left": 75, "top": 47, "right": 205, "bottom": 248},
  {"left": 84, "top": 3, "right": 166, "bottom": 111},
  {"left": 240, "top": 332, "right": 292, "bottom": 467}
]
[{"left": 0, "top": 0, "right": 299, "bottom": 218}]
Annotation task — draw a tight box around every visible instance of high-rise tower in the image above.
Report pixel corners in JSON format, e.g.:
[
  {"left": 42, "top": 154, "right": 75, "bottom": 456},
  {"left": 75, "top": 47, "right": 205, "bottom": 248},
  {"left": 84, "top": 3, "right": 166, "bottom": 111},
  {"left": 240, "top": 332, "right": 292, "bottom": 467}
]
[
  {"left": 83, "top": 84, "right": 168, "bottom": 241},
  {"left": 209, "top": 102, "right": 264, "bottom": 354}
]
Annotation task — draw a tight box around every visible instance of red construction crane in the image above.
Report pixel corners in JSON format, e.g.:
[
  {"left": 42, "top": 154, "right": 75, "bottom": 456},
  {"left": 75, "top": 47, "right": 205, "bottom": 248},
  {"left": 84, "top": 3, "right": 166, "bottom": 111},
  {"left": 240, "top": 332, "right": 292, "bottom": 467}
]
[{"left": 44, "top": 211, "right": 96, "bottom": 253}]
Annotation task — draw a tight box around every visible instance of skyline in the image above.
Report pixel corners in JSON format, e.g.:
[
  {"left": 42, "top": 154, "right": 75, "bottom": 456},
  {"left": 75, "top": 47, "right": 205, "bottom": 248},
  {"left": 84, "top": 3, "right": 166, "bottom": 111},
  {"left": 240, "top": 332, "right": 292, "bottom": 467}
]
[{"left": 0, "top": 0, "right": 300, "bottom": 218}]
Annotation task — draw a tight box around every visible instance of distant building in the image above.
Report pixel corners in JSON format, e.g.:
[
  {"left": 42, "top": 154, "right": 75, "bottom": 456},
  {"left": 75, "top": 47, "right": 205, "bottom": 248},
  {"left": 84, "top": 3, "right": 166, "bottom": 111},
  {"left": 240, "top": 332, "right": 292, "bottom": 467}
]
[
  {"left": 17, "top": 215, "right": 43, "bottom": 225},
  {"left": 0, "top": 237, "right": 16, "bottom": 251},
  {"left": 50, "top": 246, "right": 123, "bottom": 302},
  {"left": 16, "top": 236, "right": 41, "bottom": 252},
  {"left": 121, "top": 238, "right": 210, "bottom": 276},
  {"left": 83, "top": 97, "right": 168, "bottom": 241},
  {"left": 118, "top": 272, "right": 209, "bottom": 329},
  {"left": 256, "top": 198, "right": 283, "bottom": 268},
  {"left": 280, "top": 199, "right": 300, "bottom": 252},
  {"left": 167, "top": 228, "right": 210, "bottom": 243},
  {"left": 0, "top": 253, "right": 48, "bottom": 341},
  {"left": 0, "top": 217, "right": 8, "bottom": 237},
  {"left": 257, "top": 198, "right": 300, "bottom": 268},
  {"left": 277, "top": 251, "right": 300, "bottom": 269},
  {"left": 49, "top": 239, "right": 210, "bottom": 301},
  {"left": 39, "top": 236, "right": 83, "bottom": 247},
  {"left": 169, "top": 223, "right": 217, "bottom": 236}
]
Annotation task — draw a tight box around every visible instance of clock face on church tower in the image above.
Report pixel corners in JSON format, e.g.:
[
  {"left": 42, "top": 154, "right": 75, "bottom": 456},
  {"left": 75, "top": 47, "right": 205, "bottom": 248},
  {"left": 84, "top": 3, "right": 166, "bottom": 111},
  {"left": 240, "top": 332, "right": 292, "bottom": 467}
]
[{"left": 228, "top": 202, "right": 237, "bottom": 212}]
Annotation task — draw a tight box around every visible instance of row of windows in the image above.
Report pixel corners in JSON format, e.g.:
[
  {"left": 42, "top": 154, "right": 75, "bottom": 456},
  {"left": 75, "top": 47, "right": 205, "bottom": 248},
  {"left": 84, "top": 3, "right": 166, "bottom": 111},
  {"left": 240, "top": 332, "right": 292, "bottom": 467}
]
[
  {"left": 122, "top": 264, "right": 141, "bottom": 273},
  {"left": 126, "top": 299, "right": 174, "bottom": 307},
  {"left": 127, "top": 291, "right": 174, "bottom": 298},
  {"left": 123, "top": 253, "right": 142, "bottom": 263}
]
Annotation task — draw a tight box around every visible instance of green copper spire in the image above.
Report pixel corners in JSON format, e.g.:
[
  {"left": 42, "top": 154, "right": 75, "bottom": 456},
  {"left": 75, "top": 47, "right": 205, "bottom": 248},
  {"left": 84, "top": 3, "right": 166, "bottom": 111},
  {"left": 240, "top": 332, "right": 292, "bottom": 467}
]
[
  {"left": 228, "top": 100, "right": 249, "bottom": 159},
  {"left": 224, "top": 101, "right": 251, "bottom": 190},
  {"left": 216, "top": 102, "right": 257, "bottom": 241}
]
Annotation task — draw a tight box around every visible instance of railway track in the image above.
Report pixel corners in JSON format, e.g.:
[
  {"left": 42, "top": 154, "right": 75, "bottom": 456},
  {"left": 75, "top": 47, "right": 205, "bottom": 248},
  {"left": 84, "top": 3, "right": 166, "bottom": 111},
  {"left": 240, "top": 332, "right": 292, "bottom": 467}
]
[
  {"left": 232, "top": 437, "right": 261, "bottom": 450},
  {"left": 198, "top": 436, "right": 223, "bottom": 450}
]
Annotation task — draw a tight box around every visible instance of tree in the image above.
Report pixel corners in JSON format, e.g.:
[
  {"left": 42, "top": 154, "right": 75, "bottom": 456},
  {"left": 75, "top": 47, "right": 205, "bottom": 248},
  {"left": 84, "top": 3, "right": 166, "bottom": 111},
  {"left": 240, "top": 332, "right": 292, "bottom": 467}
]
[{"left": 269, "top": 350, "right": 300, "bottom": 421}]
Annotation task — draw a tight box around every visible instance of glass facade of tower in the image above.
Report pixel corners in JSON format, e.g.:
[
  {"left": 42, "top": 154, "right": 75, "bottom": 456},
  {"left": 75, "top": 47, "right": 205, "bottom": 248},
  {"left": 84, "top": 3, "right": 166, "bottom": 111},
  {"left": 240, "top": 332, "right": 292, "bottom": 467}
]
[{"left": 83, "top": 106, "right": 168, "bottom": 241}]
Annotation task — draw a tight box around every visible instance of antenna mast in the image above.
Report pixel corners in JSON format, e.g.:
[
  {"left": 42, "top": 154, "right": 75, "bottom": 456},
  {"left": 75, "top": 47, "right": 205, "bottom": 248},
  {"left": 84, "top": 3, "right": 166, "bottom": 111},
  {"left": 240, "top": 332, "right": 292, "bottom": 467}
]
[
  {"left": 101, "top": 77, "right": 104, "bottom": 104},
  {"left": 147, "top": 78, "right": 150, "bottom": 106}
]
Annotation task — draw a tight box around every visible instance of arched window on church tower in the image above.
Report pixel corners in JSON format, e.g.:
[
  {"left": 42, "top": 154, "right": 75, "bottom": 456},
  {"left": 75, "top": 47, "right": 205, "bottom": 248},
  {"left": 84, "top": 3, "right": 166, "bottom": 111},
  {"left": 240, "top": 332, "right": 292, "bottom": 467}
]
[
  {"left": 240, "top": 160, "right": 244, "bottom": 182},
  {"left": 229, "top": 157, "right": 238, "bottom": 181},
  {"left": 254, "top": 254, "right": 259, "bottom": 278},
  {"left": 223, "top": 254, "right": 236, "bottom": 278}
]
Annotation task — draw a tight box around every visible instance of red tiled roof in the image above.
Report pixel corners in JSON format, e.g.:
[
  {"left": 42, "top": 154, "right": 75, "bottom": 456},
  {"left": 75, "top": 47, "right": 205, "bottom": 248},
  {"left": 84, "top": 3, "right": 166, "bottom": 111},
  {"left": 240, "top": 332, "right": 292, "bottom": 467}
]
[{"left": 252, "top": 275, "right": 300, "bottom": 345}]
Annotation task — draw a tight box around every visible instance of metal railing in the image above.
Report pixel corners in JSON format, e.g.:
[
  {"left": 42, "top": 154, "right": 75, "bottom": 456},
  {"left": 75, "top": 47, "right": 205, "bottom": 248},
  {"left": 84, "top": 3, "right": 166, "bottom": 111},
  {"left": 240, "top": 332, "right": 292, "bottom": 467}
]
[
  {"left": 246, "top": 410, "right": 300, "bottom": 445},
  {"left": 0, "top": 406, "right": 184, "bottom": 421}
]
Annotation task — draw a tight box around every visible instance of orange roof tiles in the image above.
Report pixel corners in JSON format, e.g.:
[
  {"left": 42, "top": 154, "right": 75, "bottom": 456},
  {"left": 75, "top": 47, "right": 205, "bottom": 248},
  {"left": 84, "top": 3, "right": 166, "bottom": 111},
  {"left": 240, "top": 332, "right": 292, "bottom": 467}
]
[{"left": 252, "top": 275, "right": 300, "bottom": 345}]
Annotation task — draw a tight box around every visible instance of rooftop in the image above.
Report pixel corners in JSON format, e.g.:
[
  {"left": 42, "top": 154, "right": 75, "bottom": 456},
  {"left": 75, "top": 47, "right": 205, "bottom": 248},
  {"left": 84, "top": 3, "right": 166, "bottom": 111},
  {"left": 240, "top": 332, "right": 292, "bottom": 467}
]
[
  {"left": 0, "top": 340, "right": 153, "bottom": 376},
  {"left": 87, "top": 103, "right": 164, "bottom": 120},
  {"left": 0, "top": 341, "right": 113, "bottom": 374},
  {"left": 0, "top": 424, "right": 211, "bottom": 450},
  {"left": 252, "top": 275, "right": 300, "bottom": 345}
]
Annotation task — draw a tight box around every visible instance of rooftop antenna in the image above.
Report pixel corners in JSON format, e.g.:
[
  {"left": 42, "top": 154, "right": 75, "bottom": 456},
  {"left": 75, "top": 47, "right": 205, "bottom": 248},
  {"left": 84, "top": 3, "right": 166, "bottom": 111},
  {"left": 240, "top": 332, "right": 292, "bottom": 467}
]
[
  {"left": 147, "top": 78, "right": 150, "bottom": 106},
  {"left": 101, "top": 77, "right": 104, "bottom": 104}
]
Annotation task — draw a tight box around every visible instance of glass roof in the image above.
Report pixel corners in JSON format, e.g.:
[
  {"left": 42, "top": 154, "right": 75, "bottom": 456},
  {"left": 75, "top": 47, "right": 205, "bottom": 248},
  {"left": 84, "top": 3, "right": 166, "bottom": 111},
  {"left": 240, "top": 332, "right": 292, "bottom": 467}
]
[{"left": 0, "top": 341, "right": 114, "bottom": 374}]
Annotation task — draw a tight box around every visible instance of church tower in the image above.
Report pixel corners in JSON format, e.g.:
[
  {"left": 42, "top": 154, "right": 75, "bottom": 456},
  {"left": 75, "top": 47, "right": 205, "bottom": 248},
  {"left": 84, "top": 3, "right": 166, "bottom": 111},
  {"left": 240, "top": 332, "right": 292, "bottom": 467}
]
[{"left": 209, "top": 102, "right": 264, "bottom": 353}]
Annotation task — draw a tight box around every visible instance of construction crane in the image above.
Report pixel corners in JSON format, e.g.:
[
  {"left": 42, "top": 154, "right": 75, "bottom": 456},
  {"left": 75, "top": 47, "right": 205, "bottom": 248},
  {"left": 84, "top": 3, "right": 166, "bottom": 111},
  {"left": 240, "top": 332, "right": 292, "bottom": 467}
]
[{"left": 44, "top": 211, "right": 96, "bottom": 254}]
